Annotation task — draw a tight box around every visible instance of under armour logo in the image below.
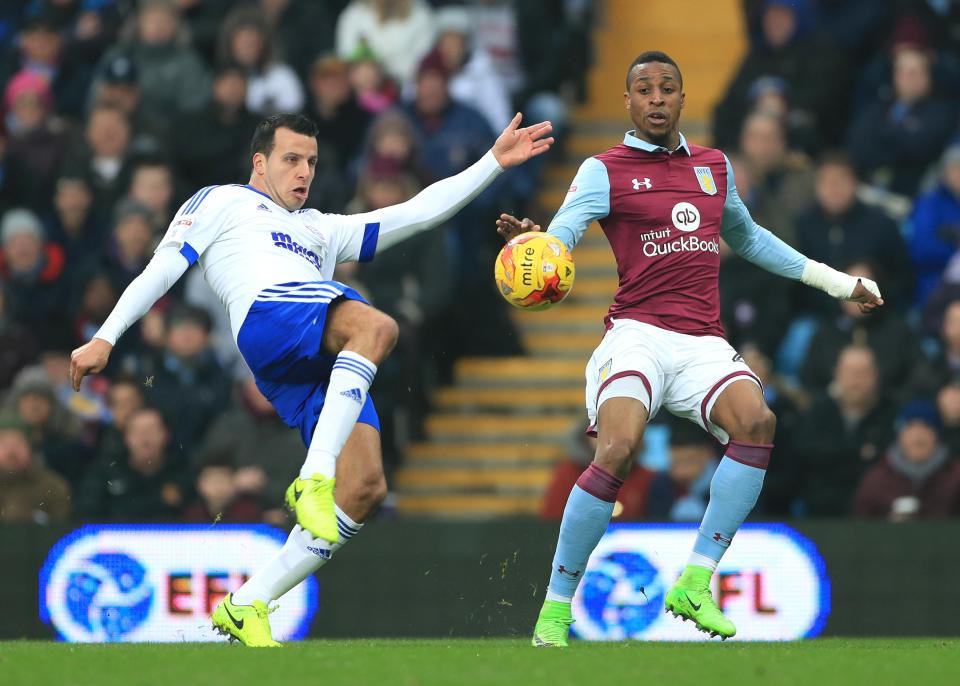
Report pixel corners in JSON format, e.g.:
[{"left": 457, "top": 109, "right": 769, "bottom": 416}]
[
  {"left": 632, "top": 177, "right": 652, "bottom": 190},
  {"left": 713, "top": 532, "right": 732, "bottom": 546},
  {"left": 557, "top": 565, "right": 581, "bottom": 578},
  {"left": 340, "top": 388, "right": 363, "bottom": 404}
]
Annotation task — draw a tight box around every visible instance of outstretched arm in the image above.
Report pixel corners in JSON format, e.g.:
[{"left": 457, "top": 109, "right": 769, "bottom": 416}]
[
  {"left": 70, "top": 248, "right": 189, "bottom": 390},
  {"left": 720, "top": 156, "right": 883, "bottom": 313},
  {"left": 347, "top": 114, "right": 553, "bottom": 257},
  {"left": 496, "top": 156, "right": 610, "bottom": 248}
]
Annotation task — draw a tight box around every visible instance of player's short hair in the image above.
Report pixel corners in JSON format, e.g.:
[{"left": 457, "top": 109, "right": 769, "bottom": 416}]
[
  {"left": 626, "top": 51, "right": 682, "bottom": 89},
  {"left": 250, "top": 113, "right": 319, "bottom": 159}
]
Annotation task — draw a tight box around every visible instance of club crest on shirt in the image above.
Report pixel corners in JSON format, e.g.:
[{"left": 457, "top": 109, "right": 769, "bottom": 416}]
[
  {"left": 598, "top": 358, "right": 613, "bottom": 384},
  {"left": 694, "top": 166, "right": 717, "bottom": 195}
]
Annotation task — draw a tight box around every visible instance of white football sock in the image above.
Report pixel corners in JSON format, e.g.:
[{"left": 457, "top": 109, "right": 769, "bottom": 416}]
[
  {"left": 232, "top": 506, "right": 364, "bottom": 605},
  {"left": 300, "top": 351, "right": 377, "bottom": 480}
]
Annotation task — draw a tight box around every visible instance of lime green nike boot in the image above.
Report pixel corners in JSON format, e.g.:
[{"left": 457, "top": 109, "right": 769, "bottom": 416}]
[
  {"left": 664, "top": 565, "right": 736, "bottom": 640},
  {"left": 531, "top": 599, "right": 575, "bottom": 647},
  {"left": 212, "top": 593, "right": 281, "bottom": 647},
  {"left": 285, "top": 474, "right": 338, "bottom": 543}
]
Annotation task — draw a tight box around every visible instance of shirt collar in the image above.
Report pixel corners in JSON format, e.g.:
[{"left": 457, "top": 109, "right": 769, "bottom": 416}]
[{"left": 623, "top": 130, "right": 691, "bottom": 155}]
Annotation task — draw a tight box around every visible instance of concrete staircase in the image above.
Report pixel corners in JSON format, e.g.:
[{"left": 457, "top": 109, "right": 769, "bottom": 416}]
[{"left": 394, "top": 0, "right": 746, "bottom": 518}]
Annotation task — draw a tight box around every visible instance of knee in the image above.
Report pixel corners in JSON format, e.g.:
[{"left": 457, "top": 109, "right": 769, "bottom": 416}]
[
  {"left": 730, "top": 407, "right": 776, "bottom": 444},
  {"left": 595, "top": 433, "right": 642, "bottom": 477},
  {"left": 371, "top": 312, "right": 400, "bottom": 356}
]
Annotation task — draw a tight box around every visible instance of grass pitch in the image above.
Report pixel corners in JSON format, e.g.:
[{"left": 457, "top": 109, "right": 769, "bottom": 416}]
[{"left": 1, "top": 638, "right": 957, "bottom": 686}]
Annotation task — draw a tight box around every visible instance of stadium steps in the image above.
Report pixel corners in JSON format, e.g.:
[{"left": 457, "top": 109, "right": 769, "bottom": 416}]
[{"left": 393, "top": 0, "right": 744, "bottom": 517}]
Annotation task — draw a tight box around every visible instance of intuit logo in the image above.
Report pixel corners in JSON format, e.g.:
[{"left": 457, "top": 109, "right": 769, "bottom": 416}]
[{"left": 271, "top": 232, "right": 321, "bottom": 272}]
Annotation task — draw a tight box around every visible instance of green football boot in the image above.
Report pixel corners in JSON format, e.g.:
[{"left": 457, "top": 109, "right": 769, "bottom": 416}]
[
  {"left": 664, "top": 565, "right": 736, "bottom": 640},
  {"left": 531, "top": 599, "right": 575, "bottom": 647},
  {"left": 285, "top": 474, "right": 338, "bottom": 543},
  {"left": 212, "top": 593, "right": 281, "bottom": 647}
]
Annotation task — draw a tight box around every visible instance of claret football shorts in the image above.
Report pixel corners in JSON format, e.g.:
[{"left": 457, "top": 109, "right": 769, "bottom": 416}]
[{"left": 584, "top": 318, "right": 760, "bottom": 444}]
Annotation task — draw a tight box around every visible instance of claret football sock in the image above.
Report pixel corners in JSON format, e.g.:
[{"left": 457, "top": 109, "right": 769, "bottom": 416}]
[
  {"left": 232, "top": 506, "right": 363, "bottom": 605},
  {"left": 690, "top": 440, "right": 771, "bottom": 569},
  {"left": 546, "top": 464, "right": 623, "bottom": 600},
  {"left": 300, "top": 351, "right": 377, "bottom": 479}
]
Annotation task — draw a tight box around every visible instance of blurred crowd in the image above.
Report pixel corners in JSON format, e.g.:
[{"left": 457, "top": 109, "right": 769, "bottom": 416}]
[
  {"left": 542, "top": 0, "right": 960, "bottom": 523},
  {"left": 0, "top": 0, "right": 592, "bottom": 524}
]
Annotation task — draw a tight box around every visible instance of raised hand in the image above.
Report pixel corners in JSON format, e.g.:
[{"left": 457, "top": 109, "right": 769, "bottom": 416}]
[
  {"left": 496, "top": 213, "right": 542, "bottom": 242},
  {"left": 848, "top": 278, "right": 884, "bottom": 314},
  {"left": 70, "top": 338, "right": 113, "bottom": 391},
  {"left": 491, "top": 113, "right": 554, "bottom": 169}
]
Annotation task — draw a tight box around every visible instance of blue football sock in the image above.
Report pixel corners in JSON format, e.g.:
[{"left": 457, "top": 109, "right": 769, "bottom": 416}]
[
  {"left": 546, "top": 464, "right": 622, "bottom": 601},
  {"left": 692, "top": 440, "right": 771, "bottom": 567}
]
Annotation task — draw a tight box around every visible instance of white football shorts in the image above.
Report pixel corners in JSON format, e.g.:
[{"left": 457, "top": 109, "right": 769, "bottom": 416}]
[{"left": 584, "top": 318, "right": 761, "bottom": 444}]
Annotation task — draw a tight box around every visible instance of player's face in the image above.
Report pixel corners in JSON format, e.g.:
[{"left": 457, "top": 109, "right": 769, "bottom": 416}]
[
  {"left": 624, "top": 62, "right": 684, "bottom": 148},
  {"left": 255, "top": 128, "right": 318, "bottom": 211}
]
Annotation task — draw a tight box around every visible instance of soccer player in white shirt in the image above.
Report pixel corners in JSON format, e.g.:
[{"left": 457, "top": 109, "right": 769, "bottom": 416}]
[{"left": 69, "top": 112, "right": 553, "bottom": 646}]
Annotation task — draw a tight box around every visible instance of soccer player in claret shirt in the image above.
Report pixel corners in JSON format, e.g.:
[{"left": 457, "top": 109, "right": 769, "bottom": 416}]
[
  {"left": 497, "top": 51, "right": 882, "bottom": 646},
  {"left": 70, "top": 112, "right": 553, "bottom": 646}
]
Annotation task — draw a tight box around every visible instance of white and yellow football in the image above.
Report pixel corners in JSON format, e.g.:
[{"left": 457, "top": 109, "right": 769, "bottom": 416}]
[{"left": 494, "top": 232, "right": 575, "bottom": 311}]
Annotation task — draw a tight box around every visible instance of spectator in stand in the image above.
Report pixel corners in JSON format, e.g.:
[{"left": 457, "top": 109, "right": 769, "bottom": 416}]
[
  {"left": 0, "top": 286, "right": 37, "bottom": 391},
  {"left": 126, "top": 158, "right": 176, "bottom": 229},
  {"left": 217, "top": 7, "right": 304, "bottom": 116},
  {"left": 172, "top": 66, "right": 259, "bottom": 190},
  {"left": 800, "top": 260, "right": 921, "bottom": 397},
  {"left": 0, "top": 208, "right": 68, "bottom": 344},
  {"left": 937, "top": 382, "right": 960, "bottom": 457},
  {"left": 335, "top": 0, "right": 435, "bottom": 87},
  {"left": 72, "top": 273, "right": 118, "bottom": 349},
  {"left": 183, "top": 455, "right": 264, "bottom": 524},
  {"left": 795, "top": 345, "right": 898, "bottom": 516},
  {"left": 307, "top": 54, "right": 373, "bottom": 169},
  {"left": 194, "top": 374, "right": 303, "bottom": 521},
  {"left": 129, "top": 305, "right": 231, "bottom": 457},
  {"left": 737, "top": 111, "right": 814, "bottom": 246},
  {"left": 908, "top": 143, "right": 960, "bottom": 306},
  {"left": 3, "top": 70, "right": 70, "bottom": 212},
  {"left": 6, "top": 366, "right": 91, "bottom": 483},
  {"left": 95, "top": 0, "right": 210, "bottom": 131},
  {"left": 794, "top": 152, "right": 913, "bottom": 312},
  {"left": 63, "top": 102, "right": 133, "bottom": 210},
  {"left": 847, "top": 46, "right": 956, "bottom": 198},
  {"left": 0, "top": 414, "right": 71, "bottom": 524},
  {"left": 852, "top": 13, "right": 960, "bottom": 120},
  {"left": 88, "top": 53, "right": 165, "bottom": 155},
  {"left": 94, "top": 377, "right": 145, "bottom": 468},
  {"left": 101, "top": 199, "right": 155, "bottom": 292},
  {"left": 77, "top": 407, "right": 188, "bottom": 521},
  {"left": 1, "top": 14, "right": 92, "bottom": 120},
  {"left": 256, "top": 0, "right": 339, "bottom": 80},
  {"left": 541, "top": 421, "right": 654, "bottom": 522},
  {"left": 855, "top": 399, "right": 960, "bottom": 519},
  {"left": 44, "top": 175, "right": 105, "bottom": 285},
  {"left": 908, "top": 299, "right": 960, "bottom": 398},
  {"left": 356, "top": 109, "right": 427, "bottom": 183},
  {"left": 347, "top": 50, "right": 399, "bottom": 115},
  {"left": 430, "top": 8, "right": 511, "bottom": 134},
  {"left": 646, "top": 421, "right": 720, "bottom": 522},
  {"left": 713, "top": 0, "right": 848, "bottom": 151}
]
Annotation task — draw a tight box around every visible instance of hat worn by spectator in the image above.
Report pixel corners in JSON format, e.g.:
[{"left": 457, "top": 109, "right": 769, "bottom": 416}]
[
  {"left": 0, "top": 412, "right": 31, "bottom": 441},
  {"left": 102, "top": 55, "right": 138, "bottom": 86},
  {"left": 896, "top": 399, "right": 942, "bottom": 434},
  {"left": 1, "top": 208, "right": 44, "bottom": 245},
  {"left": 112, "top": 198, "right": 153, "bottom": 224},
  {"left": 3, "top": 70, "right": 54, "bottom": 113},
  {"left": 10, "top": 366, "right": 56, "bottom": 403},
  {"left": 417, "top": 50, "right": 449, "bottom": 80}
]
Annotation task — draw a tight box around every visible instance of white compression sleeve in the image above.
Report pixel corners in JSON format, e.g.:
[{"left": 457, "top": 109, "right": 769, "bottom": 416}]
[
  {"left": 372, "top": 150, "right": 504, "bottom": 252},
  {"left": 800, "top": 260, "right": 882, "bottom": 300},
  {"left": 94, "top": 247, "right": 190, "bottom": 345}
]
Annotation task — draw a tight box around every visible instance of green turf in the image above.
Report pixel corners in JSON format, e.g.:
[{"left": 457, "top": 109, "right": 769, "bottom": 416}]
[{"left": 1, "top": 638, "right": 957, "bottom": 686}]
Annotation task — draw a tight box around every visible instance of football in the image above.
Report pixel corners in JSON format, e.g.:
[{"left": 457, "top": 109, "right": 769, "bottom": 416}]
[{"left": 494, "top": 232, "right": 575, "bottom": 311}]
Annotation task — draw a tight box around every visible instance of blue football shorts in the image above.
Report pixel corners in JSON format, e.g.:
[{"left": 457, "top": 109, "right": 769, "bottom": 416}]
[{"left": 236, "top": 281, "right": 380, "bottom": 446}]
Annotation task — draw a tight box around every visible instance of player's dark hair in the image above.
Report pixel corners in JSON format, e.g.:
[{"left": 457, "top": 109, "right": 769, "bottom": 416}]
[
  {"left": 816, "top": 149, "right": 856, "bottom": 175},
  {"left": 626, "top": 51, "right": 682, "bottom": 89},
  {"left": 250, "top": 113, "right": 318, "bottom": 158}
]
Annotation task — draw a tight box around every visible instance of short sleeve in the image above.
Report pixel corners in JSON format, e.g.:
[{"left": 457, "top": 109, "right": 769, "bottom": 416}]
[
  {"left": 300, "top": 208, "right": 380, "bottom": 264},
  {"left": 546, "top": 157, "right": 611, "bottom": 251},
  {"left": 156, "top": 186, "right": 227, "bottom": 265}
]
